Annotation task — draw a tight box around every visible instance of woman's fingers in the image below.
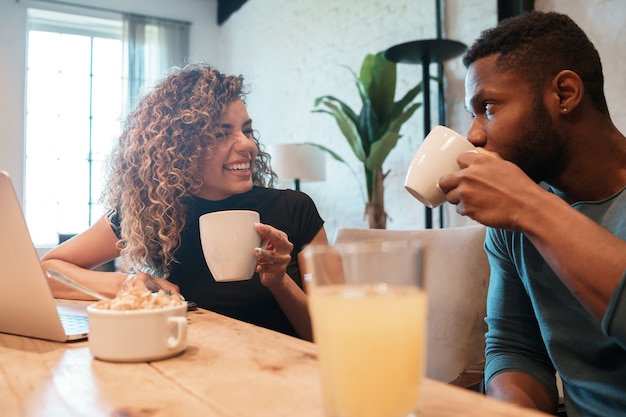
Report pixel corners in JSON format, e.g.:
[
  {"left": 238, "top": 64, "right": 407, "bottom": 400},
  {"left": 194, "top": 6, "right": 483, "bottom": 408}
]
[
  {"left": 253, "top": 223, "right": 294, "bottom": 282},
  {"left": 121, "top": 272, "right": 180, "bottom": 295},
  {"left": 254, "top": 223, "right": 293, "bottom": 252}
]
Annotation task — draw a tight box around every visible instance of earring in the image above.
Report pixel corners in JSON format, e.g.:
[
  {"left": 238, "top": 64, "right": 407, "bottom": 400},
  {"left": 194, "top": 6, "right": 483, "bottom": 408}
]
[{"left": 561, "top": 107, "right": 568, "bottom": 113}]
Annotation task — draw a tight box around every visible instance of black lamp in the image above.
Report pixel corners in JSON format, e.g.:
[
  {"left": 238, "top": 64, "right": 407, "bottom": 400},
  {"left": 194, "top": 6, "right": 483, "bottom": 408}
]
[{"left": 383, "top": 0, "right": 467, "bottom": 229}]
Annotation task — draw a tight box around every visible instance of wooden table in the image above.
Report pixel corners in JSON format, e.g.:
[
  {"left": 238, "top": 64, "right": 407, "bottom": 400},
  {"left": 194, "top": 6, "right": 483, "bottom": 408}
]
[{"left": 0, "top": 308, "right": 550, "bottom": 417}]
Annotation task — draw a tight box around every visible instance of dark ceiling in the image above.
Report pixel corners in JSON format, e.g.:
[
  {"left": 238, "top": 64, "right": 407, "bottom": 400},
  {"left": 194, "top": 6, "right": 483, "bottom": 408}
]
[
  {"left": 217, "top": 0, "right": 248, "bottom": 25},
  {"left": 497, "top": 0, "right": 534, "bottom": 20},
  {"left": 216, "top": 0, "right": 533, "bottom": 26}
]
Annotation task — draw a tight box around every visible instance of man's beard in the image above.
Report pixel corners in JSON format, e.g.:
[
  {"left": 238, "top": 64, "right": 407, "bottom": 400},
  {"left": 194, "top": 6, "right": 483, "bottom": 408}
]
[{"left": 510, "top": 98, "right": 567, "bottom": 183}]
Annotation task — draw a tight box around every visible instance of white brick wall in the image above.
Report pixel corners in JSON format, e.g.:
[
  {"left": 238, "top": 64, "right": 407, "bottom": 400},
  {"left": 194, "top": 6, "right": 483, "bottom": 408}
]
[
  {"left": 2, "top": 0, "right": 623, "bottom": 242},
  {"left": 217, "top": 0, "right": 626, "bottom": 241},
  {"left": 217, "top": 0, "right": 493, "bottom": 241},
  {"left": 536, "top": 0, "right": 626, "bottom": 130}
]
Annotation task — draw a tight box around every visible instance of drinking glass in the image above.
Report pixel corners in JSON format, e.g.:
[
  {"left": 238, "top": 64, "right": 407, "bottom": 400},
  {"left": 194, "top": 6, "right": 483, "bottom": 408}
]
[{"left": 303, "top": 240, "right": 426, "bottom": 417}]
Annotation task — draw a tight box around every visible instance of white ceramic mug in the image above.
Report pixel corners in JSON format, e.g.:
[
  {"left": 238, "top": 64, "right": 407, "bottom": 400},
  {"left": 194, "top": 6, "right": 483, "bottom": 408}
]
[
  {"left": 199, "top": 210, "right": 261, "bottom": 282},
  {"left": 87, "top": 304, "right": 188, "bottom": 362},
  {"left": 404, "top": 125, "right": 476, "bottom": 208}
]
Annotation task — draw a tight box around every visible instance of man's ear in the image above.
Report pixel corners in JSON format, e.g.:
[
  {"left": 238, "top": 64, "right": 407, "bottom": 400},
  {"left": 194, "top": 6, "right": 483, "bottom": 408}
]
[{"left": 550, "top": 70, "right": 583, "bottom": 114}]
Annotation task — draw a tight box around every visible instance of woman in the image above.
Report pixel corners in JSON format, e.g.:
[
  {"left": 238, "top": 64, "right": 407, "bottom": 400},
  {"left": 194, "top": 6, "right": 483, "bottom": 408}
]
[{"left": 42, "top": 63, "right": 327, "bottom": 340}]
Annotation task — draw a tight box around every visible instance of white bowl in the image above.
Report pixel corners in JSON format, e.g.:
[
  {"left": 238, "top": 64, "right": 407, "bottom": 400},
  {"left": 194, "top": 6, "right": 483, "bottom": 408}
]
[{"left": 87, "top": 303, "right": 188, "bottom": 362}]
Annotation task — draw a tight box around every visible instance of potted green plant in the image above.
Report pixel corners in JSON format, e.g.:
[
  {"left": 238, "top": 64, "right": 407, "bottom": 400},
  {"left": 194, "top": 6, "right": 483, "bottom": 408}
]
[{"left": 311, "top": 52, "right": 422, "bottom": 229}]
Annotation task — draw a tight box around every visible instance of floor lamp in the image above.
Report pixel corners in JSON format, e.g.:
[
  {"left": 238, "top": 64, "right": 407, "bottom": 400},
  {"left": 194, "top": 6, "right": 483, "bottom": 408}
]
[
  {"left": 383, "top": 0, "right": 466, "bottom": 229},
  {"left": 267, "top": 144, "right": 326, "bottom": 191}
]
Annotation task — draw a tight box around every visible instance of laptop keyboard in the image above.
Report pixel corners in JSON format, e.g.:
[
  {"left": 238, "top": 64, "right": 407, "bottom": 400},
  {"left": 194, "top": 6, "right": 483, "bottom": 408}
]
[{"left": 59, "top": 313, "right": 89, "bottom": 334}]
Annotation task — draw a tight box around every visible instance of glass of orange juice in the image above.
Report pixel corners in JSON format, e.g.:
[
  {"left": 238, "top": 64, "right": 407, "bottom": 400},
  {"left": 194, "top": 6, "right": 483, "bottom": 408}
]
[{"left": 303, "top": 240, "right": 426, "bottom": 417}]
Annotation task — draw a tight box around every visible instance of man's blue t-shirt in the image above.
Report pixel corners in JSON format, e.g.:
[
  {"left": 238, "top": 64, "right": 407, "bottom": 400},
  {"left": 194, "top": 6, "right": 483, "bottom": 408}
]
[{"left": 484, "top": 187, "right": 626, "bottom": 417}]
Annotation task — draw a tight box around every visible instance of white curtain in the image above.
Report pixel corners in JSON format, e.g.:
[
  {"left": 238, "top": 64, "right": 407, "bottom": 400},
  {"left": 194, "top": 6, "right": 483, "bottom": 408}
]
[{"left": 123, "top": 13, "right": 190, "bottom": 112}]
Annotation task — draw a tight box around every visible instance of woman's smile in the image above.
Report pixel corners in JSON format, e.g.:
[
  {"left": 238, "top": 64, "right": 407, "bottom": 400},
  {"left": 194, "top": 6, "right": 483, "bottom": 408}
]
[{"left": 224, "top": 160, "right": 251, "bottom": 173}]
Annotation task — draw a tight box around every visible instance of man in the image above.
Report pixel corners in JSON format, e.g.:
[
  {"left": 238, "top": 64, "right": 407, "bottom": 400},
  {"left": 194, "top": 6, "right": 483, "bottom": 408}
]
[{"left": 438, "top": 11, "right": 626, "bottom": 417}]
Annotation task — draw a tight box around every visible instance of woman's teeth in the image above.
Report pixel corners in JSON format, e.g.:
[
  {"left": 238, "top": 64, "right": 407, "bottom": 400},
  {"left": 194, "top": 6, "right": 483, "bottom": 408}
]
[{"left": 225, "top": 163, "right": 250, "bottom": 171}]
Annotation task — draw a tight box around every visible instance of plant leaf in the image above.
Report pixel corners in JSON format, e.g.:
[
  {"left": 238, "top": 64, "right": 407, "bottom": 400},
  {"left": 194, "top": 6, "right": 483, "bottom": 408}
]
[
  {"left": 303, "top": 142, "right": 367, "bottom": 203},
  {"left": 365, "top": 130, "right": 401, "bottom": 172},
  {"left": 358, "top": 54, "right": 376, "bottom": 95},
  {"left": 362, "top": 52, "right": 396, "bottom": 123},
  {"left": 301, "top": 142, "right": 347, "bottom": 163},
  {"left": 311, "top": 51, "right": 424, "bottom": 206},
  {"left": 313, "top": 95, "right": 359, "bottom": 122},
  {"left": 383, "top": 81, "right": 423, "bottom": 132},
  {"left": 343, "top": 65, "right": 368, "bottom": 103},
  {"left": 387, "top": 102, "right": 421, "bottom": 134},
  {"left": 317, "top": 100, "right": 367, "bottom": 161},
  {"left": 311, "top": 109, "right": 334, "bottom": 116},
  {"left": 357, "top": 98, "right": 379, "bottom": 149}
]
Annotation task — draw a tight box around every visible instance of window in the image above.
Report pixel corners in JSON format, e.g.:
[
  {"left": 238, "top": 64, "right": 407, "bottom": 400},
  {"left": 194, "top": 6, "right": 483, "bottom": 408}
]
[
  {"left": 25, "top": 9, "right": 124, "bottom": 246},
  {"left": 24, "top": 9, "right": 190, "bottom": 247}
]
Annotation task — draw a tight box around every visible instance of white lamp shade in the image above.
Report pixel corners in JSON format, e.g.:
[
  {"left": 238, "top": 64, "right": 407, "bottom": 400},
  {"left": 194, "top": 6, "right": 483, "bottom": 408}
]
[{"left": 268, "top": 144, "right": 326, "bottom": 182}]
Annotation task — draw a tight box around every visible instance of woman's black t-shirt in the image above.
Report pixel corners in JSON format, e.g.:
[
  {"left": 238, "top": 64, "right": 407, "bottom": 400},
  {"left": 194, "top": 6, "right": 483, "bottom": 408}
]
[{"left": 110, "top": 186, "right": 324, "bottom": 337}]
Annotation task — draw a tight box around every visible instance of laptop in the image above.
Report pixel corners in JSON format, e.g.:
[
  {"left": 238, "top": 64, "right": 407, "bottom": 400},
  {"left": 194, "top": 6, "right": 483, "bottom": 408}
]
[{"left": 0, "top": 171, "right": 89, "bottom": 342}]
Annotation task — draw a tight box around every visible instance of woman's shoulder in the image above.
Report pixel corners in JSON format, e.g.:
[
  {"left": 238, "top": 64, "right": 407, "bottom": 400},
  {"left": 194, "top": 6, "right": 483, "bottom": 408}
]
[
  {"left": 252, "top": 186, "right": 311, "bottom": 199},
  {"left": 189, "top": 187, "right": 320, "bottom": 218},
  {"left": 251, "top": 186, "right": 318, "bottom": 207},
  {"left": 106, "top": 209, "right": 122, "bottom": 238}
]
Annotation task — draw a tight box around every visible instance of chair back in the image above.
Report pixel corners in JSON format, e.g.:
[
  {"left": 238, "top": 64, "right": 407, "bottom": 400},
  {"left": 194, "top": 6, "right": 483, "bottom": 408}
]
[{"left": 333, "top": 225, "right": 489, "bottom": 384}]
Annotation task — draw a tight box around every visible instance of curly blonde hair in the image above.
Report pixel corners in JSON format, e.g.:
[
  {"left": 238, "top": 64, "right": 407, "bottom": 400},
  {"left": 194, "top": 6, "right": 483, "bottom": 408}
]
[{"left": 105, "top": 63, "right": 276, "bottom": 276}]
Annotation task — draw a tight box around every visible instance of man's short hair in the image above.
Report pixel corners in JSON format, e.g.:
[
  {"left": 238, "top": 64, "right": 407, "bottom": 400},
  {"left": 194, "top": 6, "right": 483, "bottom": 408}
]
[{"left": 463, "top": 11, "right": 608, "bottom": 114}]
